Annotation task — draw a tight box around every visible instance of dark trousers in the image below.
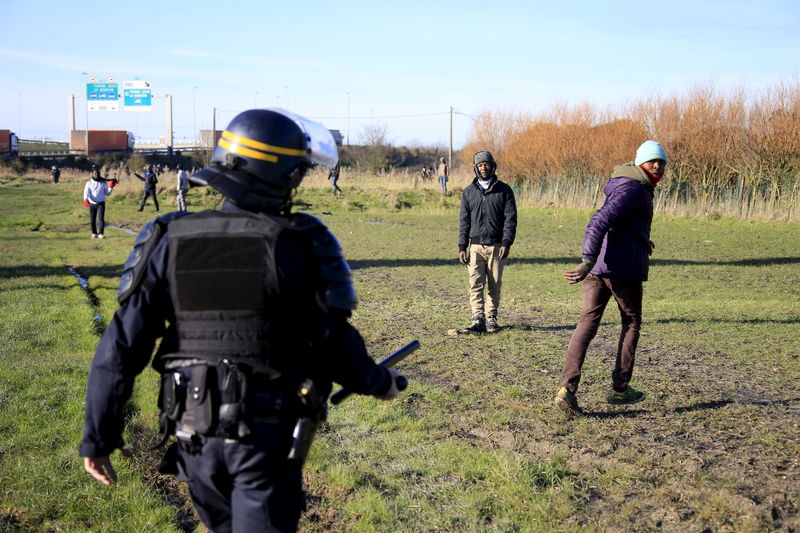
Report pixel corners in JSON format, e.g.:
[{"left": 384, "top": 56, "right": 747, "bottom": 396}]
[
  {"left": 177, "top": 189, "right": 187, "bottom": 211},
  {"left": 174, "top": 419, "right": 304, "bottom": 533},
  {"left": 138, "top": 189, "right": 159, "bottom": 211},
  {"left": 89, "top": 202, "right": 106, "bottom": 235},
  {"left": 560, "top": 274, "right": 643, "bottom": 393},
  {"left": 330, "top": 177, "right": 341, "bottom": 195}
]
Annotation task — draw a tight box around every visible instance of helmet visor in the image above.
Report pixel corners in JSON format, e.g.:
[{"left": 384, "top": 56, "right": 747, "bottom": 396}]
[{"left": 281, "top": 109, "right": 339, "bottom": 169}]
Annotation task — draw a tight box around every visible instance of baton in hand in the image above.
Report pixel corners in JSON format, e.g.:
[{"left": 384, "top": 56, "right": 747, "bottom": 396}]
[{"left": 330, "top": 340, "right": 419, "bottom": 405}]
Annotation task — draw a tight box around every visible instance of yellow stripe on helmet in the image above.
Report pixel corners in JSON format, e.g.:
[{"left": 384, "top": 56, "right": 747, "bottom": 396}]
[
  {"left": 218, "top": 137, "right": 279, "bottom": 163},
  {"left": 221, "top": 130, "right": 307, "bottom": 157}
]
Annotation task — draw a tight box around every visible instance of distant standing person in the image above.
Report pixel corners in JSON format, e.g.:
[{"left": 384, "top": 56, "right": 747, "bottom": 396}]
[
  {"left": 83, "top": 165, "right": 118, "bottom": 239},
  {"left": 51, "top": 166, "right": 61, "bottom": 184},
  {"left": 175, "top": 167, "right": 189, "bottom": 211},
  {"left": 554, "top": 140, "right": 668, "bottom": 418},
  {"left": 329, "top": 161, "right": 342, "bottom": 195},
  {"left": 437, "top": 157, "right": 449, "bottom": 196},
  {"left": 457, "top": 151, "right": 517, "bottom": 333},
  {"left": 134, "top": 165, "right": 159, "bottom": 212}
]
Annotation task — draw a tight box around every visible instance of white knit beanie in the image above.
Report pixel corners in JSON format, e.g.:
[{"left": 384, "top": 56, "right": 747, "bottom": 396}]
[{"left": 634, "top": 140, "right": 668, "bottom": 165}]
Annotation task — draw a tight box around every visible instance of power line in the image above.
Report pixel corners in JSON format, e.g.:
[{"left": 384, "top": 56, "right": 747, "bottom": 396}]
[
  {"left": 453, "top": 109, "right": 478, "bottom": 120},
  {"left": 310, "top": 111, "right": 451, "bottom": 120}
]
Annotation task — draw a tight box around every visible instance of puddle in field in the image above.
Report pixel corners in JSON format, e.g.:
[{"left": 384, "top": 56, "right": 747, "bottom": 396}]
[
  {"left": 106, "top": 225, "right": 138, "bottom": 235},
  {"left": 66, "top": 266, "right": 104, "bottom": 334}
]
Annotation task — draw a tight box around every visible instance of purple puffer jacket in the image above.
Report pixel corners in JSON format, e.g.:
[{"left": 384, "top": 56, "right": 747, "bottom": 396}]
[{"left": 582, "top": 164, "right": 654, "bottom": 281}]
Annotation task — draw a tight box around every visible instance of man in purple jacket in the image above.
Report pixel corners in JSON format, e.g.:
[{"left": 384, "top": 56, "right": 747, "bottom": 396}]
[{"left": 554, "top": 141, "right": 667, "bottom": 418}]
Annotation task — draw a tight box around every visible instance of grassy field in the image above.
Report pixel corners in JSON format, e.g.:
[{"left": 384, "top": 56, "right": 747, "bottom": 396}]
[{"left": 0, "top": 174, "right": 798, "bottom": 532}]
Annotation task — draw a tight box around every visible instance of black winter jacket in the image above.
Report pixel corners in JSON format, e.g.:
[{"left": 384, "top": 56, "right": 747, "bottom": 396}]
[{"left": 458, "top": 177, "right": 517, "bottom": 252}]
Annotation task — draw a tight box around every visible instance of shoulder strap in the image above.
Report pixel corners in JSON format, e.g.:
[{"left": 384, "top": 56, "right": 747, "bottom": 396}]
[
  {"left": 117, "top": 211, "right": 192, "bottom": 304},
  {"left": 291, "top": 213, "right": 358, "bottom": 311}
]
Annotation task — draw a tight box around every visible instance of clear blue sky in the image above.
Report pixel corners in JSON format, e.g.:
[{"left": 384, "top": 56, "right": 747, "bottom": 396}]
[{"left": 1, "top": 0, "right": 798, "bottom": 148}]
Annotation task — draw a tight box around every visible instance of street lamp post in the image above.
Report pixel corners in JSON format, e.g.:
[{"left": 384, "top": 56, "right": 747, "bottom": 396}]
[
  {"left": 346, "top": 92, "right": 350, "bottom": 146},
  {"left": 17, "top": 93, "right": 21, "bottom": 136},
  {"left": 192, "top": 86, "right": 198, "bottom": 148},
  {"left": 81, "top": 72, "right": 89, "bottom": 153}
]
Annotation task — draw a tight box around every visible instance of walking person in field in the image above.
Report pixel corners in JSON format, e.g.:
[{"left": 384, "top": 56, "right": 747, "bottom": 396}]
[
  {"left": 329, "top": 161, "right": 342, "bottom": 195},
  {"left": 175, "top": 166, "right": 189, "bottom": 210},
  {"left": 437, "top": 157, "right": 449, "bottom": 196},
  {"left": 82, "top": 165, "right": 118, "bottom": 239},
  {"left": 554, "top": 140, "right": 667, "bottom": 418},
  {"left": 458, "top": 151, "right": 517, "bottom": 333},
  {"left": 134, "top": 164, "right": 160, "bottom": 212}
]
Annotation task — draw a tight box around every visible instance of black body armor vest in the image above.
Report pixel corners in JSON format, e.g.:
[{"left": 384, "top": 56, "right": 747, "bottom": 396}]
[
  {"left": 159, "top": 210, "right": 283, "bottom": 373},
  {"left": 118, "top": 208, "right": 356, "bottom": 377}
]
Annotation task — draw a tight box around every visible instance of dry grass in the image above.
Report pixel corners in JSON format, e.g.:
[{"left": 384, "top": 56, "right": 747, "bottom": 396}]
[
  {"left": 14, "top": 128, "right": 800, "bottom": 222},
  {"left": 302, "top": 165, "right": 800, "bottom": 221},
  {"left": 302, "top": 166, "right": 477, "bottom": 192},
  {"left": 462, "top": 77, "right": 800, "bottom": 221}
]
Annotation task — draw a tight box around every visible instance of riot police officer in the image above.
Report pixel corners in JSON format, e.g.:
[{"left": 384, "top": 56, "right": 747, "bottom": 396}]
[{"left": 80, "top": 109, "right": 404, "bottom": 532}]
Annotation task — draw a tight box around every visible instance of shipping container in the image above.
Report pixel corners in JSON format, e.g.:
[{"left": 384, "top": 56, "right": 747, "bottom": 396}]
[
  {"left": 0, "top": 130, "right": 19, "bottom": 154},
  {"left": 70, "top": 130, "right": 134, "bottom": 153},
  {"left": 200, "top": 129, "right": 223, "bottom": 148}
]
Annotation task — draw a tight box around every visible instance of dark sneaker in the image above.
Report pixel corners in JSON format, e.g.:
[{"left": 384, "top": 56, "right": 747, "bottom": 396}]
[
  {"left": 554, "top": 387, "right": 584, "bottom": 418},
  {"left": 485, "top": 316, "right": 500, "bottom": 333},
  {"left": 464, "top": 317, "right": 486, "bottom": 333},
  {"left": 607, "top": 387, "right": 645, "bottom": 404}
]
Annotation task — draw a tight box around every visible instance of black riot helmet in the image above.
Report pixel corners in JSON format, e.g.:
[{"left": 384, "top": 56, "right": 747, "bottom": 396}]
[{"left": 190, "top": 108, "right": 338, "bottom": 212}]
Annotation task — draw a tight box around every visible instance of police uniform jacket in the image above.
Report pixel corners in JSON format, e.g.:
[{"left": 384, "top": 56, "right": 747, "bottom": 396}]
[{"left": 79, "top": 202, "right": 392, "bottom": 457}]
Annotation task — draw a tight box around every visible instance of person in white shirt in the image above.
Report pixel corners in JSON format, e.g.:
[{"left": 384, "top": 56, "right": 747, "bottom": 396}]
[{"left": 82, "top": 165, "right": 117, "bottom": 238}]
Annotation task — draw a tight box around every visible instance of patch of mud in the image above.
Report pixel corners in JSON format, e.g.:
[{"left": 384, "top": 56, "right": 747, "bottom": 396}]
[
  {"left": 0, "top": 508, "right": 28, "bottom": 532},
  {"left": 126, "top": 423, "right": 200, "bottom": 532},
  {"left": 323, "top": 259, "right": 800, "bottom": 531},
  {"left": 300, "top": 472, "right": 350, "bottom": 532}
]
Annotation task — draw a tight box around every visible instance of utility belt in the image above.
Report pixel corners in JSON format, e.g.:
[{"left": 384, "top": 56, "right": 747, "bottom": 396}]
[{"left": 156, "top": 358, "right": 325, "bottom": 447}]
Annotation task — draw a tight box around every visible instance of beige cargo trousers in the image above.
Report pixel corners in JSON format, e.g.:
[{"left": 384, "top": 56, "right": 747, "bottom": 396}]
[{"left": 467, "top": 244, "right": 506, "bottom": 319}]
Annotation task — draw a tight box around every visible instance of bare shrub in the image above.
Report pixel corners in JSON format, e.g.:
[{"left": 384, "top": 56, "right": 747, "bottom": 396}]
[{"left": 463, "top": 77, "right": 800, "bottom": 220}]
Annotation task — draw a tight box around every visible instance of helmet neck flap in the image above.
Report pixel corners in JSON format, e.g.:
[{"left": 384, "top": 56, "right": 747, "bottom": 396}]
[{"left": 189, "top": 164, "right": 299, "bottom": 214}]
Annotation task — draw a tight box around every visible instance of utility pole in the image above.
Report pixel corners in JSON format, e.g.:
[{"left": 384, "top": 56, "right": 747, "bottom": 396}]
[
  {"left": 165, "top": 94, "right": 174, "bottom": 155},
  {"left": 210, "top": 107, "right": 216, "bottom": 165},
  {"left": 82, "top": 72, "right": 89, "bottom": 154},
  {"left": 346, "top": 92, "right": 350, "bottom": 146},
  {"left": 68, "top": 94, "right": 76, "bottom": 132},
  {"left": 449, "top": 106, "right": 453, "bottom": 171},
  {"left": 192, "top": 86, "right": 198, "bottom": 148}
]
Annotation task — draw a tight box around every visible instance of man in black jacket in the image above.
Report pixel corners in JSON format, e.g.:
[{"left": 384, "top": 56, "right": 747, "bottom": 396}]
[
  {"left": 80, "top": 109, "right": 404, "bottom": 532},
  {"left": 457, "top": 151, "right": 517, "bottom": 333},
  {"left": 134, "top": 165, "right": 159, "bottom": 211}
]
